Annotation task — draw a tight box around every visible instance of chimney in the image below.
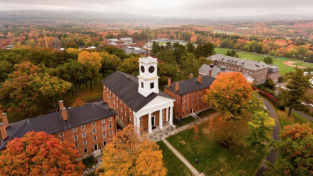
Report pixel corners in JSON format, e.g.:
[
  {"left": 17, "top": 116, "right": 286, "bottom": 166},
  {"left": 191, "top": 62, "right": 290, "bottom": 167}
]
[
  {"left": 1, "top": 113, "right": 9, "bottom": 128},
  {"left": 0, "top": 123, "right": 7, "bottom": 140},
  {"left": 103, "top": 91, "right": 108, "bottom": 103},
  {"left": 189, "top": 73, "right": 193, "bottom": 79},
  {"left": 209, "top": 70, "right": 212, "bottom": 77},
  {"left": 62, "top": 107, "right": 68, "bottom": 121},
  {"left": 59, "top": 100, "right": 64, "bottom": 110},
  {"left": 175, "top": 82, "right": 179, "bottom": 91},
  {"left": 210, "top": 64, "right": 214, "bottom": 68},
  {"left": 108, "top": 97, "right": 113, "bottom": 110},
  {"left": 198, "top": 76, "right": 202, "bottom": 83},
  {"left": 168, "top": 78, "right": 171, "bottom": 88}
]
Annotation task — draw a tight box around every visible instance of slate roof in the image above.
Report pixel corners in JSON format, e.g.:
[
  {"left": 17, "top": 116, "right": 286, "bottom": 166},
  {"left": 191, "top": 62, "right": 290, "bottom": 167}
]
[
  {"left": 198, "top": 64, "right": 254, "bottom": 82},
  {"left": 0, "top": 103, "right": 117, "bottom": 150},
  {"left": 101, "top": 71, "right": 173, "bottom": 112},
  {"left": 207, "top": 54, "right": 269, "bottom": 70},
  {"left": 164, "top": 75, "right": 216, "bottom": 95}
]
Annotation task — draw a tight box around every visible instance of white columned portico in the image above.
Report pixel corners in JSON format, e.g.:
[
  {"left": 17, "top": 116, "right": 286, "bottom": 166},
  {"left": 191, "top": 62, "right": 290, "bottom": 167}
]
[
  {"left": 136, "top": 116, "right": 140, "bottom": 134},
  {"left": 169, "top": 106, "right": 173, "bottom": 125},
  {"left": 166, "top": 107, "right": 169, "bottom": 121},
  {"left": 148, "top": 113, "right": 152, "bottom": 133},
  {"left": 159, "top": 109, "right": 163, "bottom": 129}
]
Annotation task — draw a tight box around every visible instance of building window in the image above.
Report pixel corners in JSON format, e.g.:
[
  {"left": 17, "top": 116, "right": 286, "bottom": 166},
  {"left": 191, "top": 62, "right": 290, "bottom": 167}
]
[
  {"left": 183, "top": 105, "right": 185, "bottom": 110},
  {"left": 75, "top": 143, "right": 79, "bottom": 149},
  {"left": 150, "top": 82, "right": 154, "bottom": 89},
  {"left": 74, "top": 135, "right": 78, "bottom": 141},
  {"left": 110, "top": 131, "right": 113, "bottom": 136},
  {"left": 103, "top": 133, "right": 106, "bottom": 138},
  {"left": 59, "top": 132, "right": 64, "bottom": 137},
  {"left": 102, "top": 119, "right": 105, "bottom": 123},
  {"left": 186, "top": 110, "right": 188, "bottom": 114},
  {"left": 83, "top": 140, "right": 87, "bottom": 146},
  {"left": 82, "top": 132, "right": 86, "bottom": 138},
  {"left": 60, "top": 139, "right": 64, "bottom": 142},
  {"left": 141, "top": 82, "right": 144, "bottom": 88},
  {"left": 183, "top": 112, "right": 184, "bottom": 115},
  {"left": 84, "top": 148, "right": 87, "bottom": 153},
  {"left": 109, "top": 117, "right": 112, "bottom": 121},
  {"left": 109, "top": 123, "right": 112, "bottom": 128},
  {"left": 73, "top": 128, "right": 77, "bottom": 133},
  {"left": 139, "top": 117, "right": 142, "bottom": 121},
  {"left": 92, "top": 122, "right": 96, "bottom": 127},
  {"left": 103, "top": 141, "right": 107, "bottom": 146},
  {"left": 93, "top": 129, "right": 96, "bottom": 134},
  {"left": 81, "top": 125, "right": 85, "bottom": 130},
  {"left": 102, "top": 125, "right": 106, "bottom": 131},
  {"left": 93, "top": 136, "right": 97, "bottom": 142}
]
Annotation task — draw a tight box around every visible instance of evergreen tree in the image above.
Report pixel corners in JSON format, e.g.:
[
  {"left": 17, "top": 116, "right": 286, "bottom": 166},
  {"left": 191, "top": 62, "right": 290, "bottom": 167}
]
[
  {"left": 280, "top": 67, "right": 313, "bottom": 116},
  {"left": 263, "top": 56, "right": 273, "bottom": 64},
  {"left": 225, "top": 49, "right": 239, "bottom": 57},
  {"left": 186, "top": 42, "right": 195, "bottom": 53}
]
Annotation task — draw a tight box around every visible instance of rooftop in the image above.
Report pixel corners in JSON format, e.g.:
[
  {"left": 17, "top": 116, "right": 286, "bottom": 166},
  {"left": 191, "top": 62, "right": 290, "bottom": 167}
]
[{"left": 0, "top": 103, "right": 117, "bottom": 150}]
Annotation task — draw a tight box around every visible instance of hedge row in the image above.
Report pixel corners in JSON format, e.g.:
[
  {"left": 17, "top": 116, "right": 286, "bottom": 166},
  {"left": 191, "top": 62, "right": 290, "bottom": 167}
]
[{"left": 253, "top": 87, "right": 285, "bottom": 110}]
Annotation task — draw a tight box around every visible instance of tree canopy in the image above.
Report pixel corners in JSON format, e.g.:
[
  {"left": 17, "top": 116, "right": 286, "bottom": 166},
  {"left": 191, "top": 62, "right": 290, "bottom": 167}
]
[
  {"left": 0, "top": 131, "right": 85, "bottom": 175},
  {"left": 263, "top": 56, "right": 273, "bottom": 64}
]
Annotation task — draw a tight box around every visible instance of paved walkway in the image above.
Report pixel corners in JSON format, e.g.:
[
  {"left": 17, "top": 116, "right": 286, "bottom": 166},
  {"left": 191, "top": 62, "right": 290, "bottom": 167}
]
[
  {"left": 292, "top": 109, "right": 313, "bottom": 121},
  {"left": 162, "top": 138, "right": 200, "bottom": 176},
  {"left": 255, "top": 97, "right": 281, "bottom": 176}
]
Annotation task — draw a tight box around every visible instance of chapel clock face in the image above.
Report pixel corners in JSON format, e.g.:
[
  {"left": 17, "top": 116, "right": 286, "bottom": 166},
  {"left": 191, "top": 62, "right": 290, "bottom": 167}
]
[
  {"left": 149, "top": 66, "right": 155, "bottom": 73},
  {"left": 141, "top": 66, "right": 145, "bottom": 73}
]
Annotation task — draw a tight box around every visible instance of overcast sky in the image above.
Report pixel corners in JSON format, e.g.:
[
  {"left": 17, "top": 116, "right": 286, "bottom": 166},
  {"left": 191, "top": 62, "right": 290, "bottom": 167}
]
[{"left": 0, "top": 0, "right": 312, "bottom": 18}]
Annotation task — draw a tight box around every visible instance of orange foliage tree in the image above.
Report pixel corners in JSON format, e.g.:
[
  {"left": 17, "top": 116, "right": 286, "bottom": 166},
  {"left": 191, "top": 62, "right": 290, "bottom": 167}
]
[
  {"left": 72, "top": 97, "right": 85, "bottom": 108},
  {"left": 97, "top": 125, "right": 167, "bottom": 176},
  {"left": 202, "top": 72, "right": 253, "bottom": 121},
  {"left": 0, "top": 131, "right": 84, "bottom": 175}
]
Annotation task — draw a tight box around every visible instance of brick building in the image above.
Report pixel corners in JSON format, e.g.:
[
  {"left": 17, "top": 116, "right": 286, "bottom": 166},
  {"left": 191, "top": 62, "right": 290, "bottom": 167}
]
[
  {"left": 0, "top": 100, "right": 117, "bottom": 159},
  {"left": 103, "top": 37, "right": 145, "bottom": 49},
  {"left": 164, "top": 75, "right": 215, "bottom": 119},
  {"left": 101, "top": 56, "right": 175, "bottom": 134},
  {"left": 207, "top": 54, "right": 279, "bottom": 85}
]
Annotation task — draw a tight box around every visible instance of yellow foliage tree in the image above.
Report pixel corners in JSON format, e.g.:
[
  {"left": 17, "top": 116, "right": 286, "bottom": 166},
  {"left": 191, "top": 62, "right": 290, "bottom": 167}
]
[
  {"left": 97, "top": 125, "right": 167, "bottom": 176},
  {"left": 67, "top": 48, "right": 80, "bottom": 55},
  {"left": 78, "top": 51, "right": 102, "bottom": 69},
  {"left": 72, "top": 98, "right": 84, "bottom": 108}
]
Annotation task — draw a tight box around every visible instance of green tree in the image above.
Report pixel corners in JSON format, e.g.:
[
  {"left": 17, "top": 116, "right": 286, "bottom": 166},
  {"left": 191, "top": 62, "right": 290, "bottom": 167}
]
[
  {"left": 198, "top": 57, "right": 212, "bottom": 67},
  {"left": 56, "top": 61, "right": 85, "bottom": 98},
  {"left": 225, "top": 49, "right": 239, "bottom": 57},
  {"left": 186, "top": 42, "right": 195, "bottom": 53},
  {"left": 280, "top": 67, "right": 313, "bottom": 116},
  {"left": 156, "top": 50, "right": 177, "bottom": 65},
  {"left": 65, "top": 41, "right": 79, "bottom": 49},
  {"left": 158, "top": 63, "right": 180, "bottom": 86},
  {"left": 32, "top": 73, "right": 72, "bottom": 111},
  {"left": 203, "top": 42, "right": 215, "bottom": 57},
  {"left": 82, "top": 62, "right": 100, "bottom": 92},
  {"left": 263, "top": 56, "right": 273, "bottom": 64},
  {"left": 99, "top": 52, "right": 122, "bottom": 77},
  {"left": 180, "top": 53, "right": 199, "bottom": 77},
  {"left": 265, "top": 123, "right": 313, "bottom": 176},
  {"left": 117, "top": 56, "right": 139, "bottom": 76},
  {"left": 0, "top": 60, "right": 13, "bottom": 82},
  {"left": 246, "top": 111, "right": 275, "bottom": 155}
]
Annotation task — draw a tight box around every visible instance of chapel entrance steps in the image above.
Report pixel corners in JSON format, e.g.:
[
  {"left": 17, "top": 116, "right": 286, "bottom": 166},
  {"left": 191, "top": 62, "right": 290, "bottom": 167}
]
[{"left": 145, "top": 122, "right": 176, "bottom": 142}]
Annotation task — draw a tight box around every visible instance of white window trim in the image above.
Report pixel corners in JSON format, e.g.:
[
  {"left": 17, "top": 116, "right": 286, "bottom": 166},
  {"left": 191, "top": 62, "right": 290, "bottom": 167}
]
[
  {"left": 93, "top": 129, "right": 96, "bottom": 134},
  {"left": 73, "top": 128, "right": 77, "bottom": 133},
  {"left": 103, "top": 133, "right": 106, "bottom": 138},
  {"left": 59, "top": 132, "right": 64, "bottom": 137},
  {"left": 82, "top": 132, "right": 86, "bottom": 138},
  {"left": 81, "top": 125, "right": 85, "bottom": 130}
]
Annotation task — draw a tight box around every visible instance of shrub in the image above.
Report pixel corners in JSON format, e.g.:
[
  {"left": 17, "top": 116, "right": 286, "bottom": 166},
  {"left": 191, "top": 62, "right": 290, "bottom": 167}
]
[{"left": 253, "top": 87, "right": 285, "bottom": 110}]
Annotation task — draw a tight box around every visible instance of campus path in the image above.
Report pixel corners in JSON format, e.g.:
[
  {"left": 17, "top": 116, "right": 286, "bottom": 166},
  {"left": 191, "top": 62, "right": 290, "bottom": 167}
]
[
  {"left": 162, "top": 138, "right": 200, "bottom": 176},
  {"left": 255, "top": 97, "right": 281, "bottom": 176}
]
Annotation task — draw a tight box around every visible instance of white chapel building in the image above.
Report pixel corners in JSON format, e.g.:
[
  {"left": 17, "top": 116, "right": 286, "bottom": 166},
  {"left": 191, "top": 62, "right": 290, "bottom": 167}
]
[{"left": 101, "top": 56, "right": 175, "bottom": 134}]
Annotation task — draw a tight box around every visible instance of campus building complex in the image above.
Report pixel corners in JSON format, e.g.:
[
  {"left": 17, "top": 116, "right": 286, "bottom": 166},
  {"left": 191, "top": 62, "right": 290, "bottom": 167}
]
[
  {"left": 103, "top": 37, "right": 145, "bottom": 49},
  {"left": 207, "top": 54, "right": 279, "bottom": 85}
]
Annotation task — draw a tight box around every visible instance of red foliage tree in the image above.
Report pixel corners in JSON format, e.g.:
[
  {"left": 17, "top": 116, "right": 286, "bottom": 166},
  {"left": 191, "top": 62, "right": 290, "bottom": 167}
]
[{"left": 0, "top": 131, "right": 85, "bottom": 175}]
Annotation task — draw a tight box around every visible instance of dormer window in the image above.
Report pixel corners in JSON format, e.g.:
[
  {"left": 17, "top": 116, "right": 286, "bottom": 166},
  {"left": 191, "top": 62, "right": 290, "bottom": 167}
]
[{"left": 150, "top": 83, "right": 154, "bottom": 89}]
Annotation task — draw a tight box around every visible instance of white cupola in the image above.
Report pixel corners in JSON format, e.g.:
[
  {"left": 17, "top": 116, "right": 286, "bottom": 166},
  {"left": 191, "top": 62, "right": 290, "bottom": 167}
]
[{"left": 138, "top": 56, "right": 159, "bottom": 97}]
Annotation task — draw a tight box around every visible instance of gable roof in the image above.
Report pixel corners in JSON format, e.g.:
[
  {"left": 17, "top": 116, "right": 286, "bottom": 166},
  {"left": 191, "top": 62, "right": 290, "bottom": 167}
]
[
  {"left": 101, "top": 71, "right": 173, "bottom": 112},
  {"left": 164, "top": 75, "right": 215, "bottom": 95},
  {"left": 0, "top": 103, "right": 117, "bottom": 150},
  {"left": 207, "top": 54, "right": 269, "bottom": 70}
]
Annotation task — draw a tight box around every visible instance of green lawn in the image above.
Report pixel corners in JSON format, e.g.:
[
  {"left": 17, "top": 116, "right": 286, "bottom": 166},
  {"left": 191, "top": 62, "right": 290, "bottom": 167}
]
[
  {"left": 215, "top": 48, "right": 313, "bottom": 75},
  {"left": 157, "top": 141, "right": 193, "bottom": 176},
  {"left": 275, "top": 108, "right": 312, "bottom": 130},
  {"left": 82, "top": 156, "right": 97, "bottom": 169},
  {"left": 198, "top": 108, "right": 218, "bottom": 118},
  {"left": 180, "top": 116, "right": 196, "bottom": 125},
  {"left": 167, "top": 110, "right": 266, "bottom": 175}
]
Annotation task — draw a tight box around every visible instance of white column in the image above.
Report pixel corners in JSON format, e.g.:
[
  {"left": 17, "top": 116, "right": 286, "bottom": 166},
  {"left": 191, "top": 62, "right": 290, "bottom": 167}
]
[
  {"left": 166, "top": 107, "right": 169, "bottom": 121},
  {"left": 133, "top": 115, "right": 137, "bottom": 127},
  {"left": 136, "top": 116, "right": 141, "bottom": 135},
  {"left": 148, "top": 113, "right": 152, "bottom": 133},
  {"left": 159, "top": 109, "right": 163, "bottom": 129},
  {"left": 169, "top": 106, "right": 173, "bottom": 125}
]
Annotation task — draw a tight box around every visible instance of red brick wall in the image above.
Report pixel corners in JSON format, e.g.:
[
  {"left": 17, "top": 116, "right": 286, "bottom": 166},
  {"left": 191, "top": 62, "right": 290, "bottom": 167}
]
[{"left": 54, "top": 116, "right": 116, "bottom": 158}]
